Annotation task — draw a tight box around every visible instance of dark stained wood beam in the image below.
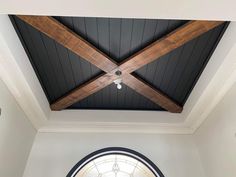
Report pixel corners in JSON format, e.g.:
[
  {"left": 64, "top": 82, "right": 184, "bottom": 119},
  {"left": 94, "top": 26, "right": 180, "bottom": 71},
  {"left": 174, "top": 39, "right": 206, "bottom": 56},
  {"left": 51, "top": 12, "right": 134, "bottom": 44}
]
[
  {"left": 118, "top": 21, "right": 224, "bottom": 73},
  {"left": 18, "top": 15, "right": 224, "bottom": 113},
  {"left": 51, "top": 72, "right": 183, "bottom": 112},
  {"left": 122, "top": 74, "right": 183, "bottom": 113},
  {"left": 17, "top": 15, "right": 118, "bottom": 73},
  {"left": 51, "top": 73, "right": 117, "bottom": 110}
]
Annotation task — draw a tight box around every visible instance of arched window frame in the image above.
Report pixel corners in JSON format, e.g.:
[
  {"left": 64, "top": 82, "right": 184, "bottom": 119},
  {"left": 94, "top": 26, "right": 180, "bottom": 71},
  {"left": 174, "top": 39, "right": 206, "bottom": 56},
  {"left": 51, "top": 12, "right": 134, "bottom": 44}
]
[{"left": 67, "top": 147, "right": 165, "bottom": 177}]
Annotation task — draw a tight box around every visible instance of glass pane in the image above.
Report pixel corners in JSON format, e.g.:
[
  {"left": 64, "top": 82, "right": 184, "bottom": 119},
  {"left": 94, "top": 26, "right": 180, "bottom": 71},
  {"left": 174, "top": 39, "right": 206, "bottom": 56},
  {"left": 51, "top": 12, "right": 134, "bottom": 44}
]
[{"left": 75, "top": 154, "right": 156, "bottom": 177}]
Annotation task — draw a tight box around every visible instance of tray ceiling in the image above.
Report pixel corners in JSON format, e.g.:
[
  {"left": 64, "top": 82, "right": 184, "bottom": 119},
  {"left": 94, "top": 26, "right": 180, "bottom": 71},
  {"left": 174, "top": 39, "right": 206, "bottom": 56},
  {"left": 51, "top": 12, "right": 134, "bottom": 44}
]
[{"left": 10, "top": 16, "right": 228, "bottom": 111}]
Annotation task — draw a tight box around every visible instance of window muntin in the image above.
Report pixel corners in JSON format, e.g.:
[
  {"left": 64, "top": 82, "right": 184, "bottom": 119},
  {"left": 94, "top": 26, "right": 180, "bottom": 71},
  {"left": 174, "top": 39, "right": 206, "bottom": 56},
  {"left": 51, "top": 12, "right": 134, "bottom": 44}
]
[
  {"left": 76, "top": 154, "right": 155, "bottom": 177},
  {"left": 67, "top": 148, "right": 164, "bottom": 177}
]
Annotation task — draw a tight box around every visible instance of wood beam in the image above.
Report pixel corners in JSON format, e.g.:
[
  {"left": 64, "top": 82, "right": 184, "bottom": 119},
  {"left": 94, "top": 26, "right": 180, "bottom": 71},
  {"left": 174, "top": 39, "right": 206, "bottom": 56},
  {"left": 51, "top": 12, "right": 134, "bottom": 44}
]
[
  {"left": 50, "top": 73, "right": 117, "bottom": 110},
  {"left": 123, "top": 74, "right": 183, "bottom": 113},
  {"left": 17, "top": 15, "right": 118, "bottom": 73},
  {"left": 118, "top": 21, "right": 224, "bottom": 73}
]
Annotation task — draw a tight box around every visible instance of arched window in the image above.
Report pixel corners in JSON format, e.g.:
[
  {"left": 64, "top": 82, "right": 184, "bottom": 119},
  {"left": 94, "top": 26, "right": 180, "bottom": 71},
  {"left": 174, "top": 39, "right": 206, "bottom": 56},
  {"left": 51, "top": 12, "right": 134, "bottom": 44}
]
[{"left": 67, "top": 147, "right": 164, "bottom": 177}]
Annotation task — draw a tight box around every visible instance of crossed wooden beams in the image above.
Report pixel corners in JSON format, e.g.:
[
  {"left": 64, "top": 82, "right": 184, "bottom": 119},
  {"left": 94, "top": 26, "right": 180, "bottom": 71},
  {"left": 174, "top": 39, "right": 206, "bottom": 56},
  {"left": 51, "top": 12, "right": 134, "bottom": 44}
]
[{"left": 17, "top": 15, "right": 224, "bottom": 113}]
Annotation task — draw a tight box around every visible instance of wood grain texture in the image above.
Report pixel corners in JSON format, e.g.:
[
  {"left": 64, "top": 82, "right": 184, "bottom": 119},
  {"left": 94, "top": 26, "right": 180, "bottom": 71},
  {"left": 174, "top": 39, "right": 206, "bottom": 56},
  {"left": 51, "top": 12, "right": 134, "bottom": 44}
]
[
  {"left": 17, "top": 15, "right": 118, "bottom": 73},
  {"left": 119, "top": 21, "right": 224, "bottom": 73},
  {"left": 17, "top": 15, "right": 224, "bottom": 113},
  {"left": 50, "top": 73, "right": 117, "bottom": 110},
  {"left": 123, "top": 74, "right": 183, "bottom": 113}
]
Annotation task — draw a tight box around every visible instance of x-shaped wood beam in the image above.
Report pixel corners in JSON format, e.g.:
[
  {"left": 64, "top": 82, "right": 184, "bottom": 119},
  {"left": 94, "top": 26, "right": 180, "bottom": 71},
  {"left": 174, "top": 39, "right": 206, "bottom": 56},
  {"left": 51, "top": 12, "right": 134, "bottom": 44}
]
[{"left": 17, "top": 16, "right": 224, "bottom": 113}]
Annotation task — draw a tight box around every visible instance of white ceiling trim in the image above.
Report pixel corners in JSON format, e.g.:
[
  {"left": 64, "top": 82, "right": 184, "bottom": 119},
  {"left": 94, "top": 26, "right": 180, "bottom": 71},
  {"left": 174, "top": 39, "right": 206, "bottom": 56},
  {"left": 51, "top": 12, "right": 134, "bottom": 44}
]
[
  {"left": 1, "top": 14, "right": 236, "bottom": 134},
  {"left": 1, "top": 0, "right": 236, "bottom": 21},
  {"left": 39, "top": 121, "right": 194, "bottom": 134},
  {"left": 183, "top": 23, "right": 236, "bottom": 128},
  {"left": 0, "top": 15, "right": 49, "bottom": 129}
]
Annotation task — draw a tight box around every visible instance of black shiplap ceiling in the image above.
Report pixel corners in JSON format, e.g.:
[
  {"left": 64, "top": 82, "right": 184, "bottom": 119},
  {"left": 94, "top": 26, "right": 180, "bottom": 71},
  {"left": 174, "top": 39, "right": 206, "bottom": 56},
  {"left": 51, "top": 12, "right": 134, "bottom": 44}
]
[{"left": 10, "top": 16, "right": 228, "bottom": 111}]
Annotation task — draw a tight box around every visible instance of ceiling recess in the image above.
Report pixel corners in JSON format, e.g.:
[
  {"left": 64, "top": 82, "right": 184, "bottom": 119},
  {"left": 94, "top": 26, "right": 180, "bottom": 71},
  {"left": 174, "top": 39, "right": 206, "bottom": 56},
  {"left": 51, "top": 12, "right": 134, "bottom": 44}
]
[{"left": 10, "top": 15, "right": 228, "bottom": 112}]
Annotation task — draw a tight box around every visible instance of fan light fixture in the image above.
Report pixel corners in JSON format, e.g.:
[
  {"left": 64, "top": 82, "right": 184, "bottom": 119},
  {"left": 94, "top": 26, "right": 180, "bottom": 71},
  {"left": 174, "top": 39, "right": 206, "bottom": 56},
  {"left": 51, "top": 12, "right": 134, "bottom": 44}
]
[
  {"left": 114, "top": 70, "right": 122, "bottom": 90},
  {"left": 114, "top": 78, "right": 122, "bottom": 90}
]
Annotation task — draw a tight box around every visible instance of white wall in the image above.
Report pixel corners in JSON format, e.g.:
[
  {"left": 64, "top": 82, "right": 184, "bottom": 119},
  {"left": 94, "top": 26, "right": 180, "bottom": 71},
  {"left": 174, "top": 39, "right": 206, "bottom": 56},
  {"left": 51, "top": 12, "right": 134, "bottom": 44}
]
[
  {"left": 23, "top": 132, "right": 205, "bottom": 177},
  {"left": 194, "top": 83, "right": 236, "bottom": 177},
  {"left": 0, "top": 79, "right": 36, "bottom": 177},
  {"left": 5, "top": 83, "right": 236, "bottom": 177},
  {"left": 22, "top": 83, "right": 236, "bottom": 177}
]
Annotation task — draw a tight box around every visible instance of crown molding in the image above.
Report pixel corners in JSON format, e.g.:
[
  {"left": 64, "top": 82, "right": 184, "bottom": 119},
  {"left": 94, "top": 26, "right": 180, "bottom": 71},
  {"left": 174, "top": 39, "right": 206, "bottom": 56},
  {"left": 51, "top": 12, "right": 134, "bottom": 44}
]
[
  {"left": 1, "top": 15, "right": 236, "bottom": 134},
  {"left": 39, "top": 121, "right": 194, "bottom": 134}
]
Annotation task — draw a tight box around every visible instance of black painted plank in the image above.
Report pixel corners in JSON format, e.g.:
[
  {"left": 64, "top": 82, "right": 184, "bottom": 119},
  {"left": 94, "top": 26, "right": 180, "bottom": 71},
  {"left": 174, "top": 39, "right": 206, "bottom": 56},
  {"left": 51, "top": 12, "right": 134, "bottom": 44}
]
[
  {"left": 24, "top": 21, "right": 58, "bottom": 101},
  {"left": 119, "top": 19, "right": 133, "bottom": 60},
  {"left": 160, "top": 46, "right": 184, "bottom": 92},
  {"left": 71, "top": 17, "right": 87, "bottom": 40},
  {"left": 129, "top": 19, "right": 146, "bottom": 57},
  {"left": 54, "top": 43, "right": 76, "bottom": 89},
  {"left": 166, "top": 38, "right": 198, "bottom": 101},
  {"left": 11, "top": 15, "right": 228, "bottom": 111},
  {"left": 173, "top": 27, "right": 214, "bottom": 102},
  {"left": 11, "top": 17, "right": 53, "bottom": 101},
  {"left": 67, "top": 52, "right": 84, "bottom": 86},
  {"left": 69, "top": 83, "right": 163, "bottom": 110},
  {"left": 109, "top": 18, "right": 121, "bottom": 61},
  {"left": 40, "top": 34, "right": 68, "bottom": 96},
  {"left": 180, "top": 24, "right": 226, "bottom": 104},
  {"left": 97, "top": 18, "right": 110, "bottom": 58}
]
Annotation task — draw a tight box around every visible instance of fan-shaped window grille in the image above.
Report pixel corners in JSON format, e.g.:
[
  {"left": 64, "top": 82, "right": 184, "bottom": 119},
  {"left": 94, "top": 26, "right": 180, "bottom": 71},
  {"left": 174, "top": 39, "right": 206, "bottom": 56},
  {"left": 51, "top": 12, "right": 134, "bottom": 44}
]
[{"left": 67, "top": 147, "right": 164, "bottom": 177}]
